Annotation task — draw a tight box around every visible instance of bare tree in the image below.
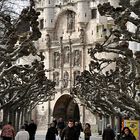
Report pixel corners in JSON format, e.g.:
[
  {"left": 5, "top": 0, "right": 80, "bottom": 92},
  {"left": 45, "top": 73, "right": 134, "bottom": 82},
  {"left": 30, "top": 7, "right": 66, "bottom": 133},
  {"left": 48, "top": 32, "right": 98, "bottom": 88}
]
[
  {"left": 0, "top": 0, "right": 55, "bottom": 126},
  {"left": 73, "top": 0, "right": 140, "bottom": 119}
]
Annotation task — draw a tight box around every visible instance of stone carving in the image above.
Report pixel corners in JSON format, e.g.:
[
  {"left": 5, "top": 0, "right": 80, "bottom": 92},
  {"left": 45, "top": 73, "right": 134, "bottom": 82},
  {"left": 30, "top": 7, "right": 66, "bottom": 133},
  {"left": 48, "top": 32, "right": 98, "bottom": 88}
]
[
  {"left": 46, "top": 34, "right": 51, "bottom": 48},
  {"left": 54, "top": 52, "right": 60, "bottom": 68},
  {"left": 73, "top": 71, "right": 80, "bottom": 85},
  {"left": 53, "top": 72, "right": 59, "bottom": 86},
  {"left": 63, "top": 71, "right": 69, "bottom": 88},
  {"left": 67, "top": 11, "right": 75, "bottom": 31},
  {"left": 73, "top": 50, "right": 81, "bottom": 66},
  {"left": 64, "top": 46, "right": 70, "bottom": 64},
  {"left": 79, "top": 28, "right": 85, "bottom": 43}
]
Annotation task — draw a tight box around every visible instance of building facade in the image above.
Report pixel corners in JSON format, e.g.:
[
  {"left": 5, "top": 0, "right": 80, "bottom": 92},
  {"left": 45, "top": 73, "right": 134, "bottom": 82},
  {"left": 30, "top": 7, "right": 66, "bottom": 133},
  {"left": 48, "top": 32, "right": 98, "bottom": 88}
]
[{"left": 33, "top": 0, "right": 120, "bottom": 132}]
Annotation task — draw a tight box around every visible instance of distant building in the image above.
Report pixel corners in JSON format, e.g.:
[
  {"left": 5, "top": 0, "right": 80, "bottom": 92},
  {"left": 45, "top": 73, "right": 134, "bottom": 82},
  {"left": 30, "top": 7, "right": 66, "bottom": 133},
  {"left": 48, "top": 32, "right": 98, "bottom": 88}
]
[
  {"left": 33, "top": 0, "right": 139, "bottom": 134},
  {"left": 33, "top": 0, "right": 118, "bottom": 132}
]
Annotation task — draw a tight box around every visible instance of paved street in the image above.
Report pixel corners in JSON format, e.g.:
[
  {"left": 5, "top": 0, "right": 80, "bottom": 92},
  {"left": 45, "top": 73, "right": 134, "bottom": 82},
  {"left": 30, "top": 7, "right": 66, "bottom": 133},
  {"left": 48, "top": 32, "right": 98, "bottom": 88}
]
[{"left": 35, "top": 131, "right": 102, "bottom": 140}]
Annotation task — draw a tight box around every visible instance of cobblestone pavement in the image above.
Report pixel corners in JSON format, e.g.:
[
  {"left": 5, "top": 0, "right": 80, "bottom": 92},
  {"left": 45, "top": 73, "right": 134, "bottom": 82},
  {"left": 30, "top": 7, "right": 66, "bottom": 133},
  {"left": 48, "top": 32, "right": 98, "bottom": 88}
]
[{"left": 35, "top": 131, "right": 102, "bottom": 140}]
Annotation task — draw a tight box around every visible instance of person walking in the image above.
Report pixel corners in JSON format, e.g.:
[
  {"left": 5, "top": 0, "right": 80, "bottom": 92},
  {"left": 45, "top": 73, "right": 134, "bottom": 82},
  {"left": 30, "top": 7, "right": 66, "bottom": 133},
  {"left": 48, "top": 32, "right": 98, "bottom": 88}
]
[
  {"left": 24, "top": 121, "right": 29, "bottom": 132},
  {"left": 1, "top": 122, "right": 15, "bottom": 140},
  {"left": 119, "top": 127, "right": 136, "bottom": 140},
  {"left": 57, "top": 118, "right": 65, "bottom": 137},
  {"left": 52, "top": 118, "right": 57, "bottom": 128},
  {"left": 28, "top": 120, "right": 37, "bottom": 140},
  {"left": 102, "top": 124, "right": 115, "bottom": 140},
  {"left": 15, "top": 125, "right": 29, "bottom": 140},
  {"left": 45, "top": 122, "right": 58, "bottom": 140},
  {"left": 75, "top": 121, "right": 83, "bottom": 140},
  {"left": 84, "top": 123, "right": 91, "bottom": 140},
  {"left": 61, "top": 119, "right": 77, "bottom": 140}
]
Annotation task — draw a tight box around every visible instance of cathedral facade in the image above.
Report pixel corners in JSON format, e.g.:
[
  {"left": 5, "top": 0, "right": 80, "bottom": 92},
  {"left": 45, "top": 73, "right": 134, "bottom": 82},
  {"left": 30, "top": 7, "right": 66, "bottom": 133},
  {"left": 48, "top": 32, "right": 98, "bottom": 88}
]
[{"left": 34, "top": 0, "right": 119, "bottom": 132}]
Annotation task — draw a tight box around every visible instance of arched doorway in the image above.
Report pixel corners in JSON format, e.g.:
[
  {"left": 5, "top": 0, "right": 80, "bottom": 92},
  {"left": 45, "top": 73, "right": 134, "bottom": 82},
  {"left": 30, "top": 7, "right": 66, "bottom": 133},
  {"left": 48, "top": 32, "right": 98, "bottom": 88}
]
[{"left": 53, "top": 94, "right": 80, "bottom": 121}]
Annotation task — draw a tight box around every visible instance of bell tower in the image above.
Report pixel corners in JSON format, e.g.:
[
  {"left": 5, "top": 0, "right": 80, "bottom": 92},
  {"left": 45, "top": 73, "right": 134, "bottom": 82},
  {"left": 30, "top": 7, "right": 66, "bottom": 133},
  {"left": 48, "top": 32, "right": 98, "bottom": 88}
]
[
  {"left": 44, "top": 0, "right": 55, "bottom": 30},
  {"left": 77, "top": 0, "right": 91, "bottom": 24}
]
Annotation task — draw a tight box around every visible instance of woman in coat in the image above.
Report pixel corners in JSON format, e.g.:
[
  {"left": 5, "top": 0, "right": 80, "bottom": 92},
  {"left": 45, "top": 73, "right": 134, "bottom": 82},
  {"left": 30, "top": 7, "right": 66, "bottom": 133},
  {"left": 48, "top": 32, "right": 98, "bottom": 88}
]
[
  {"left": 119, "top": 127, "right": 136, "bottom": 140},
  {"left": 84, "top": 123, "right": 91, "bottom": 140},
  {"left": 46, "top": 122, "right": 58, "bottom": 140}
]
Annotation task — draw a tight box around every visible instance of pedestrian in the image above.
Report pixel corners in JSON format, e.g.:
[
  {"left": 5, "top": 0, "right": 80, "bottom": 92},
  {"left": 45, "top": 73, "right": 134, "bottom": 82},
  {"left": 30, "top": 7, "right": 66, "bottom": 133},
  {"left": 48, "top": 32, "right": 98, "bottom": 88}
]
[
  {"left": 24, "top": 121, "right": 29, "bottom": 132},
  {"left": 61, "top": 119, "right": 77, "bottom": 140},
  {"left": 119, "top": 127, "right": 136, "bottom": 140},
  {"left": 1, "top": 122, "right": 15, "bottom": 140},
  {"left": 15, "top": 125, "right": 29, "bottom": 140},
  {"left": 75, "top": 121, "right": 83, "bottom": 140},
  {"left": 57, "top": 118, "right": 65, "bottom": 136},
  {"left": 28, "top": 120, "right": 37, "bottom": 140},
  {"left": 84, "top": 123, "right": 91, "bottom": 140},
  {"left": 102, "top": 124, "right": 115, "bottom": 140},
  {"left": 52, "top": 118, "right": 57, "bottom": 128},
  {"left": 46, "top": 122, "right": 58, "bottom": 140}
]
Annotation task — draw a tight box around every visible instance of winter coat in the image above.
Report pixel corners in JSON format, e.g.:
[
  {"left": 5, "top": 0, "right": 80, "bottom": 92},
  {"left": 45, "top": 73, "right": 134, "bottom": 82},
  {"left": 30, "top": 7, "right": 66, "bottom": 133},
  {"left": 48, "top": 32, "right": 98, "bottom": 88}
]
[
  {"left": 46, "top": 127, "right": 58, "bottom": 140},
  {"left": 75, "top": 124, "right": 83, "bottom": 137},
  {"left": 28, "top": 123, "right": 37, "bottom": 135},
  {"left": 102, "top": 128, "right": 115, "bottom": 140},
  {"left": 84, "top": 128, "right": 91, "bottom": 139},
  {"left": 61, "top": 126, "right": 77, "bottom": 140},
  {"left": 57, "top": 122, "right": 65, "bottom": 130},
  {"left": 1, "top": 124, "right": 15, "bottom": 138},
  {"left": 119, "top": 134, "right": 136, "bottom": 140},
  {"left": 15, "top": 129, "right": 29, "bottom": 140}
]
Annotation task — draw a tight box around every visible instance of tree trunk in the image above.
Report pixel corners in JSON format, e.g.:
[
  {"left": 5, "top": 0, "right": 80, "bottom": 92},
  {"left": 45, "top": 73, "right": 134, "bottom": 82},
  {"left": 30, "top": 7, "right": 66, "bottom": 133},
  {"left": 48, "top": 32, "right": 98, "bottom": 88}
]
[
  {"left": 3, "top": 108, "right": 9, "bottom": 124},
  {"left": 16, "top": 110, "right": 21, "bottom": 132},
  {"left": 9, "top": 110, "right": 16, "bottom": 129}
]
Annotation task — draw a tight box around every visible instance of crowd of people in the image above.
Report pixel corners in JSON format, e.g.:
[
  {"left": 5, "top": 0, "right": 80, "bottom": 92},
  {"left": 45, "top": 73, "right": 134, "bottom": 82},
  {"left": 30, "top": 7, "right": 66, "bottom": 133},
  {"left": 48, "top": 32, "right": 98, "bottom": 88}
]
[
  {"left": 45, "top": 118, "right": 137, "bottom": 140},
  {"left": 45, "top": 118, "right": 91, "bottom": 140},
  {"left": 0, "top": 119, "right": 137, "bottom": 140},
  {"left": 0, "top": 120, "right": 37, "bottom": 140},
  {"left": 102, "top": 124, "right": 136, "bottom": 140}
]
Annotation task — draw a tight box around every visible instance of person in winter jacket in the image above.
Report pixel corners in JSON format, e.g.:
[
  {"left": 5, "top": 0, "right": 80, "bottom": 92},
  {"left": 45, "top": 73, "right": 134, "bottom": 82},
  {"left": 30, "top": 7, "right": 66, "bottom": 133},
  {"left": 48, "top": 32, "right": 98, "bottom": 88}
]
[
  {"left": 61, "top": 119, "right": 77, "bottom": 140},
  {"left": 15, "top": 125, "right": 29, "bottom": 140},
  {"left": 84, "top": 123, "right": 91, "bottom": 140},
  {"left": 28, "top": 120, "right": 37, "bottom": 140},
  {"left": 1, "top": 122, "right": 15, "bottom": 140},
  {"left": 75, "top": 121, "right": 83, "bottom": 140},
  {"left": 102, "top": 124, "right": 115, "bottom": 140},
  {"left": 119, "top": 127, "right": 136, "bottom": 140},
  {"left": 46, "top": 122, "right": 58, "bottom": 140}
]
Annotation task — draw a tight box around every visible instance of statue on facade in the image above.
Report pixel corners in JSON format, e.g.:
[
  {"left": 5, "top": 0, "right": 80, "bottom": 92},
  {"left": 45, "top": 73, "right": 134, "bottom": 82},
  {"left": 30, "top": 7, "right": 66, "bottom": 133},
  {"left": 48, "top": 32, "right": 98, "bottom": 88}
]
[
  {"left": 53, "top": 72, "right": 59, "bottom": 86},
  {"left": 54, "top": 52, "right": 60, "bottom": 68},
  {"left": 79, "top": 28, "right": 85, "bottom": 43},
  {"left": 63, "top": 71, "right": 69, "bottom": 88},
  {"left": 67, "top": 11, "right": 75, "bottom": 31},
  {"left": 73, "top": 50, "right": 81, "bottom": 66},
  {"left": 46, "top": 34, "right": 51, "bottom": 48},
  {"left": 73, "top": 71, "right": 80, "bottom": 85},
  {"left": 64, "top": 47, "right": 70, "bottom": 64}
]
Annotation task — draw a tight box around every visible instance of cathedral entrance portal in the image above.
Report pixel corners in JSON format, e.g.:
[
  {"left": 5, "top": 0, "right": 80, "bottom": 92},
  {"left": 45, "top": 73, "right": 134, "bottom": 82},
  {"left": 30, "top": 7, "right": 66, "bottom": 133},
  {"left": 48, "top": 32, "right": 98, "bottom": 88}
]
[{"left": 53, "top": 94, "right": 80, "bottom": 121}]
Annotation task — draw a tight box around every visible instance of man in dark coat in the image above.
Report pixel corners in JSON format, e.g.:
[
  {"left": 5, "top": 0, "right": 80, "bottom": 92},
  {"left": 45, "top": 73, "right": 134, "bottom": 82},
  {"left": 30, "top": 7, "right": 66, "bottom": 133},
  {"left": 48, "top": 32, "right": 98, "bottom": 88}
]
[
  {"left": 46, "top": 122, "right": 58, "bottom": 140},
  {"left": 28, "top": 120, "right": 37, "bottom": 140},
  {"left": 61, "top": 119, "right": 77, "bottom": 140},
  {"left": 75, "top": 121, "right": 83, "bottom": 140},
  {"left": 102, "top": 124, "right": 115, "bottom": 140},
  {"left": 57, "top": 118, "right": 65, "bottom": 136}
]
